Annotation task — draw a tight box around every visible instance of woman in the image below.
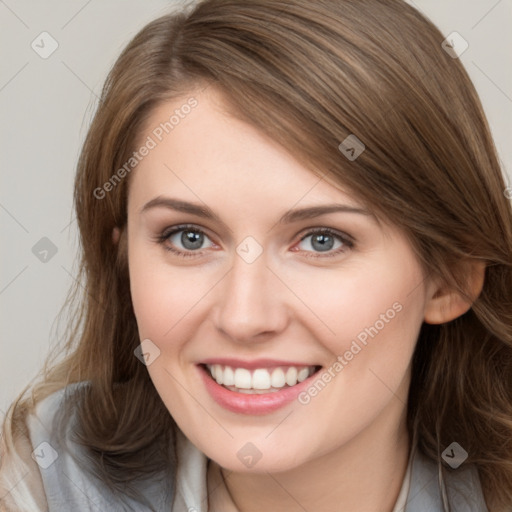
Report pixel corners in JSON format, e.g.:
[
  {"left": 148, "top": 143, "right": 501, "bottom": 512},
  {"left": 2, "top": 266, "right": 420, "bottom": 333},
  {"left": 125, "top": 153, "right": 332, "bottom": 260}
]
[{"left": 1, "top": 0, "right": 511, "bottom": 510}]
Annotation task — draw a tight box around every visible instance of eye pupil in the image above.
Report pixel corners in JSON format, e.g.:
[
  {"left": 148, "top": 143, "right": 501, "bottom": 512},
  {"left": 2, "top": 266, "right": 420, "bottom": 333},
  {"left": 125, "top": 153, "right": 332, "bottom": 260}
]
[
  {"left": 165, "top": 227, "right": 347, "bottom": 258},
  {"left": 182, "top": 230, "right": 203, "bottom": 250},
  {"left": 312, "top": 234, "right": 334, "bottom": 252}
]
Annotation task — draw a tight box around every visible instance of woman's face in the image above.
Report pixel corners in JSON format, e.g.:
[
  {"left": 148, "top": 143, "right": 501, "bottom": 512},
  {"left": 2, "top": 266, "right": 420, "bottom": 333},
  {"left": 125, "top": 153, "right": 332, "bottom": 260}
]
[{"left": 126, "top": 86, "right": 433, "bottom": 472}]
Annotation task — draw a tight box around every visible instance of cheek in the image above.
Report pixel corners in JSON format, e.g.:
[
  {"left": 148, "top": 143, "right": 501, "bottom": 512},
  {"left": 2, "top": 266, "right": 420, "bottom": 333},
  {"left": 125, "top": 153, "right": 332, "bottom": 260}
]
[
  {"left": 128, "top": 242, "right": 210, "bottom": 344},
  {"left": 291, "top": 255, "right": 424, "bottom": 411},
  {"left": 274, "top": 261, "right": 425, "bottom": 457},
  {"left": 127, "top": 247, "right": 211, "bottom": 414},
  {"left": 285, "top": 255, "right": 425, "bottom": 425},
  {"left": 279, "top": 254, "right": 424, "bottom": 359}
]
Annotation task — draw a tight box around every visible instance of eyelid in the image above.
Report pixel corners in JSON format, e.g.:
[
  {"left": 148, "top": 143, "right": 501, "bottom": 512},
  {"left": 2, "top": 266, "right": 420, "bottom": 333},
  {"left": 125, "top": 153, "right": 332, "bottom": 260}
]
[
  {"left": 297, "top": 226, "right": 355, "bottom": 244},
  {"left": 293, "top": 227, "right": 354, "bottom": 258},
  {"left": 156, "top": 224, "right": 217, "bottom": 254},
  {"left": 155, "top": 224, "right": 355, "bottom": 259},
  {"left": 159, "top": 223, "right": 214, "bottom": 241},
  {"left": 158, "top": 222, "right": 226, "bottom": 247}
]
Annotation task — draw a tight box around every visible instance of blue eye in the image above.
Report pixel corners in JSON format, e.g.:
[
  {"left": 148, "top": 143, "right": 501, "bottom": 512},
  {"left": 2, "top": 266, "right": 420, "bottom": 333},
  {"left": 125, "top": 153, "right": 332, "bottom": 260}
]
[
  {"left": 169, "top": 229, "right": 211, "bottom": 251},
  {"left": 155, "top": 225, "right": 354, "bottom": 259},
  {"left": 156, "top": 225, "right": 214, "bottom": 258},
  {"left": 296, "top": 228, "right": 354, "bottom": 258}
]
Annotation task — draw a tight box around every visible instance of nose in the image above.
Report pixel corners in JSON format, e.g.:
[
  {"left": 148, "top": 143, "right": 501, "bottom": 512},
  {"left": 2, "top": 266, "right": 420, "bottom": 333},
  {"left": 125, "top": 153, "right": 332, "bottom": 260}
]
[{"left": 212, "top": 249, "right": 289, "bottom": 344}]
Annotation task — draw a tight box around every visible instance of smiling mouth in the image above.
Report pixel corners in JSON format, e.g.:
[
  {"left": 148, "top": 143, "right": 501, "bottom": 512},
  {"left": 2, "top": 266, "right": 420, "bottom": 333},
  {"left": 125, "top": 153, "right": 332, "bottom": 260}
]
[{"left": 201, "top": 364, "right": 322, "bottom": 394}]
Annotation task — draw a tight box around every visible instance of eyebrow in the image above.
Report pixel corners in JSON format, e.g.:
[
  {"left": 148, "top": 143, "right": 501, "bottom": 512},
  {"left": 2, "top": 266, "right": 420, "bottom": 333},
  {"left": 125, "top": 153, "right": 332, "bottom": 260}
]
[{"left": 140, "top": 196, "right": 373, "bottom": 225}]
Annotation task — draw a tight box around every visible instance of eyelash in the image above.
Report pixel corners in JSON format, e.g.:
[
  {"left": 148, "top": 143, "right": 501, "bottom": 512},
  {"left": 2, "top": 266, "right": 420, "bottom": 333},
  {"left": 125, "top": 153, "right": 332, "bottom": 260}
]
[{"left": 153, "top": 224, "right": 355, "bottom": 259}]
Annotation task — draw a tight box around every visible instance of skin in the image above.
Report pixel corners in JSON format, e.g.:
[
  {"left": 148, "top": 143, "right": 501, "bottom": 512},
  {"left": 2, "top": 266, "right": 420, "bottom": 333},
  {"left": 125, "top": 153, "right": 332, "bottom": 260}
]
[{"left": 122, "top": 86, "right": 484, "bottom": 511}]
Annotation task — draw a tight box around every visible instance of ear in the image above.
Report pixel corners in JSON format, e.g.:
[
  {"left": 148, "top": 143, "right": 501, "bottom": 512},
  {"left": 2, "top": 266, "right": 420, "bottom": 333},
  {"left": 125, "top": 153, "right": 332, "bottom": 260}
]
[
  {"left": 423, "top": 260, "right": 486, "bottom": 325},
  {"left": 112, "top": 226, "right": 121, "bottom": 244}
]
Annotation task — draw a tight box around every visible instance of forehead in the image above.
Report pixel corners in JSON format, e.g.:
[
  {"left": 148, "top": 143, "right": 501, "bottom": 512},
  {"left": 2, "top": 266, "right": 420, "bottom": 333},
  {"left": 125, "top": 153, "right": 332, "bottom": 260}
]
[{"left": 128, "top": 87, "right": 365, "bottom": 213}]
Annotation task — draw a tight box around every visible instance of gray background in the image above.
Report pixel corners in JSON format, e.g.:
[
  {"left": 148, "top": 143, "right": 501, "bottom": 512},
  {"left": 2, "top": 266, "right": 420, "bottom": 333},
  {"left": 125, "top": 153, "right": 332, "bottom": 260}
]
[{"left": 1, "top": 0, "right": 511, "bottom": 415}]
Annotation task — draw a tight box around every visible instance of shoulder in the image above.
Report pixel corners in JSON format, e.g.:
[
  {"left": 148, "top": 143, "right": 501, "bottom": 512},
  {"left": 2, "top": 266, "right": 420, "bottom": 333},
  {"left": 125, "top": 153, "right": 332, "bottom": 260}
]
[
  {"left": 25, "top": 381, "right": 175, "bottom": 512},
  {"left": 405, "top": 446, "right": 489, "bottom": 512},
  {"left": 0, "top": 385, "right": 83, "bottom": 512},
  {"left": 25, "top": 382, "right": 116, "bottom": 510}
]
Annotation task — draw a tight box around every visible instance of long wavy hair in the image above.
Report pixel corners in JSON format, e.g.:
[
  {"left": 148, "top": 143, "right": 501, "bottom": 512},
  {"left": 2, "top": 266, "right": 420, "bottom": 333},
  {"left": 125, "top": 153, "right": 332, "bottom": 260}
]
[{"left": 2, "top": 0, "right": 512, "bottom": 510}]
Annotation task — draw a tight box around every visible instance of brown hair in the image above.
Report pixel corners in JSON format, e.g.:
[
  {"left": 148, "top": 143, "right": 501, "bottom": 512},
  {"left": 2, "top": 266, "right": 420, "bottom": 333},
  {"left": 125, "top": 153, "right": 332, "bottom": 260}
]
[{"left": 2, "top": 0, "right": 511, "bottom": 510}]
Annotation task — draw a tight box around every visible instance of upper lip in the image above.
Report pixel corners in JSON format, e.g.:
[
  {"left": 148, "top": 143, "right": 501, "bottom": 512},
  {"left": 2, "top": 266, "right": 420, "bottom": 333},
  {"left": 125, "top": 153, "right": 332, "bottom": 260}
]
[{"left": 199, "top": 358, "right": 320, "bottom": 369}]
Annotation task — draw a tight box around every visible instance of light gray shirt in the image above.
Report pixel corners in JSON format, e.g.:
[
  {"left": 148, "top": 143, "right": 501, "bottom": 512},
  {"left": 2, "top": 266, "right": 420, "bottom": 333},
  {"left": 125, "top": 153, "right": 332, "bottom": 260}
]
[{"left": 5, "top": 383, "right": 489, "bottom": 511}]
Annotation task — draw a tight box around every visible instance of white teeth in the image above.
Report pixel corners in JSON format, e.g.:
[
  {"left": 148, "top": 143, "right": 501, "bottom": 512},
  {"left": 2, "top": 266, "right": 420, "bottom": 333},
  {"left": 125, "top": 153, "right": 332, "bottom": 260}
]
[
  {"left": 297, "top": 368, "right": 309, "bottom": 382},
  {"left": 223, "top": 366, "right": 235, "bottom": 386},
  {"left": 205, "top": 364, "right": 317, "bottom": 392},
  {"left": 234, "top": 368, "right": 252, "bottom": 389},
  {"left": 213, "top": 364, "right": 223, "bottom": 385},
  {"left": 271, "top": 368, "right": 286, "bottom": 388},
  {"left": 252, "top": 369, "right": 271, "bottom": 390},
  {"left": 285, "top": 367, "right": 298, "bottom": 386}
]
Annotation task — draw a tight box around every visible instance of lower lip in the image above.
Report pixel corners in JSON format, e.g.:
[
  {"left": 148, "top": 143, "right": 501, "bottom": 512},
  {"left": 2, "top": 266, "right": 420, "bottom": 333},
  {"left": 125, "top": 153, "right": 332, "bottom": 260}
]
[{"left": 198, "top": 365, "right": 320, "bottom": 415}]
